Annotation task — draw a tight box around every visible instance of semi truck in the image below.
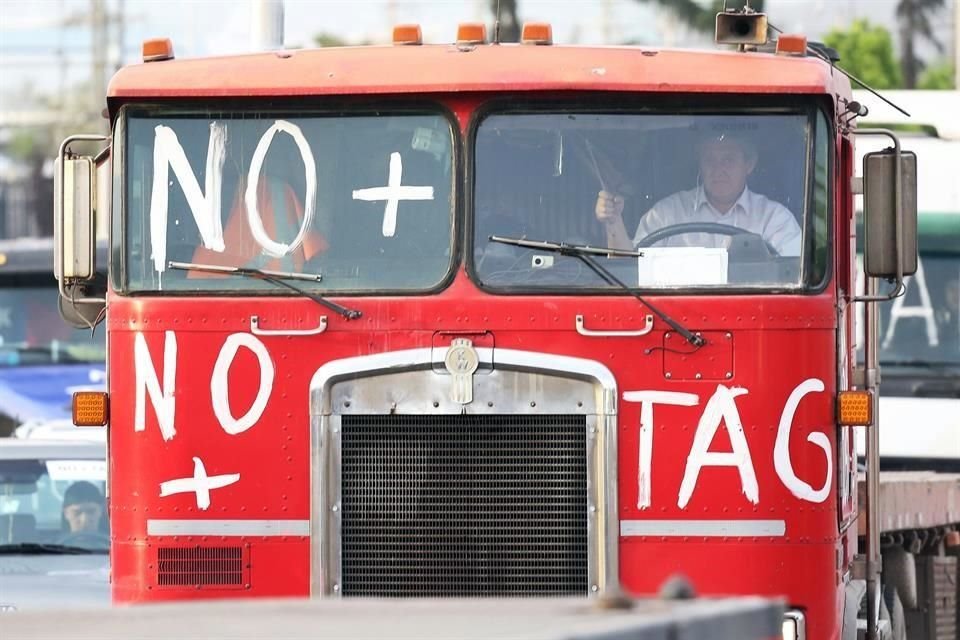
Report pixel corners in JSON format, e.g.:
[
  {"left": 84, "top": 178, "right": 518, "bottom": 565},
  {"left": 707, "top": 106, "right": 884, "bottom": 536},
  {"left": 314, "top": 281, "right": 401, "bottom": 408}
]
[{"left": 52, "top": 10, "right": 958, "bottom": 640}]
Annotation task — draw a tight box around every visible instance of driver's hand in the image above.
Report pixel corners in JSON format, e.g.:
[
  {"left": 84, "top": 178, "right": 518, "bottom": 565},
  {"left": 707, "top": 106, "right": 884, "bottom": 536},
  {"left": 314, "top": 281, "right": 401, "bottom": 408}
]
[{"left": 595, "top": 190, "right": 624, "bottom": 225}]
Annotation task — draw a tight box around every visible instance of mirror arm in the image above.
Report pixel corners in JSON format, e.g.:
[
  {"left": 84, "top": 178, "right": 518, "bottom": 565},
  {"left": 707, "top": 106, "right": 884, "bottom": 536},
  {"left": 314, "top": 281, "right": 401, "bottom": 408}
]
[{"left": 851, "top": 128, "right": 905, "bottom": 302}]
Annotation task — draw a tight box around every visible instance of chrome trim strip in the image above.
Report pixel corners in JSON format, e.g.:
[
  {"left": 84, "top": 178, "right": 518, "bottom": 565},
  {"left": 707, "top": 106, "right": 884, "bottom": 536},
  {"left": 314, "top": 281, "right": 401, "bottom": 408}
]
[
  {"left": 147, "top": 519, "right": 309, "bottom": 536},
  {"left": 620, "top": 519, "right": 786, "bottom": 537},
  {"left": 309, "top": 347, "right": 619, "bottom": 598}
]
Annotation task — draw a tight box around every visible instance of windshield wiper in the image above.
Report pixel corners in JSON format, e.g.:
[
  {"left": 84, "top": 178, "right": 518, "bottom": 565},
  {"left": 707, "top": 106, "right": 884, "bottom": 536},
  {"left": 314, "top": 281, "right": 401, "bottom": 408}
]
[
  {"left": 0, "top": 542, "right": 106, "bottom": 555},
  {"left": 489, "top": 235, "right": 706, "bottom": 348},
  {"left": 168, "top": 261, "right": 361, "bottom": 320}
]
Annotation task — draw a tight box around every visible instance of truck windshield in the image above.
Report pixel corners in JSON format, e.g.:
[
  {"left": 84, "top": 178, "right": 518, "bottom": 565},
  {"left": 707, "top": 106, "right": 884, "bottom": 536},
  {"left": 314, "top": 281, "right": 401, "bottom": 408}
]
[
  {"left": 122, "top": 110, "right": 455, "bottom": 293},
  {"left": 472, "top": 109, "right": 829, "bottom": 290}
]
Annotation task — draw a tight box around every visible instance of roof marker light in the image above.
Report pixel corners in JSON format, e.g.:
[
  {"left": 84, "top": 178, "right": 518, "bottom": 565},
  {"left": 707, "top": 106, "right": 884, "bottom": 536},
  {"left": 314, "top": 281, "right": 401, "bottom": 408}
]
[
  {"left": 393, "top": 24, "right": 423, "bottom": 45},
  {"left": 456, "top": 23, "right": 487, "bottom": 45},
  {"left": 521, "top": 22, "right": 553, "bottom": 45},
  {"left": 776, "top": 34, "right": 808, "bottom": 56},
  {"left": 142, "top": 38, "right": 174, "bottom": 63}
]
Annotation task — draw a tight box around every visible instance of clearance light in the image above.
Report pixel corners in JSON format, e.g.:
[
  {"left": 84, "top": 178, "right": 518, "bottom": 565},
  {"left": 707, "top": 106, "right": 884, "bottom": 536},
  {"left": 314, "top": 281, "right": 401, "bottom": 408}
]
[
  {"left": 393, "top": 24, "right": 422, "bottom": 45},
  {"left": 142, "top": 38, "right": 175, "bottom": 63},
  {"left": 782, "top": 610, "right": 806, "bottom": 640},
  {"left": 73, "top": 391, "right": 109, "bottom": 427},
  {"left": 521, "top": 22, "right": 553, "bottom": 45},
  {"left": 838, "top": 390, "right": 873, "bottom": 426},
  {"left": 456, "top": 23, "right": 487, "bottom": 45},
  {"left": 776, "top": 34, "right": 808, "bottom": 56}
]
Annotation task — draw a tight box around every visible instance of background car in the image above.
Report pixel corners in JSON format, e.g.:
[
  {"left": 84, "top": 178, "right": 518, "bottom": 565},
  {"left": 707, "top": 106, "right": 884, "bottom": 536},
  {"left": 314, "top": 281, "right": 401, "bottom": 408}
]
[{"left": 0, "top": 439, "right": 109, "bottom": 611}]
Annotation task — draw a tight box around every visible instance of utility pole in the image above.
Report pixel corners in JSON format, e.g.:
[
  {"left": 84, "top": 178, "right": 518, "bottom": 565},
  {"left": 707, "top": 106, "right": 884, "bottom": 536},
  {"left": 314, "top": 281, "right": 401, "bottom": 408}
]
[
  {"left": 601, "top": 0, "right": 612, "bottom": 44},
  {"left": 251, "top": 0, "right": 284, "bottom": 51},
  {"left": 90, "top": 0, "right": 107, "bottom": 119},
  {"left": 954, "top": 0, "right": 959, "bottom": 89}
]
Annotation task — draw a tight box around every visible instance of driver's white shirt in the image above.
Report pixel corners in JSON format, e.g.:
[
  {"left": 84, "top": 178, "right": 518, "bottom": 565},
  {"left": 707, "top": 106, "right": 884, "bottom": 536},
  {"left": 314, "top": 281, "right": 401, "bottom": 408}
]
[{"left": 632, "top": 185, "right": 802, "bottom": 257}]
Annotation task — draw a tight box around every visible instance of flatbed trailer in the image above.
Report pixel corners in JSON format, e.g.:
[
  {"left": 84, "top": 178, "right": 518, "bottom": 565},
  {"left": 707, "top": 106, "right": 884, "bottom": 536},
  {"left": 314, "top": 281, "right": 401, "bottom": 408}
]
[
  {"left": 857, "top": 472, "right": 960, "bottom": 639},
  {"left": 3, "top": 596, "right": 785, "bottom": 640}
]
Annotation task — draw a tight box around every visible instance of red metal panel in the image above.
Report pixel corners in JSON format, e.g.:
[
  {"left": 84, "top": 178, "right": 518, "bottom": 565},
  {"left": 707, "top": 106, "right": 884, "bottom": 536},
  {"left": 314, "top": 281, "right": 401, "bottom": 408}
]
[
  {"left": 662, "top": 330, "right": 733, "bottom": 380},
  {"left": 106, "top": 285, "right": 843, "bottom": 628}
]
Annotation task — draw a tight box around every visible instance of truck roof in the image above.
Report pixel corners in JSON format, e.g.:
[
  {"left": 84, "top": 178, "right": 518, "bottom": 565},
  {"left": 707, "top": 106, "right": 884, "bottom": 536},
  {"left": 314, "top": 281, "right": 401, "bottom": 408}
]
[{"left": 108, "top": 44, "right": 850, "bottom": 101}]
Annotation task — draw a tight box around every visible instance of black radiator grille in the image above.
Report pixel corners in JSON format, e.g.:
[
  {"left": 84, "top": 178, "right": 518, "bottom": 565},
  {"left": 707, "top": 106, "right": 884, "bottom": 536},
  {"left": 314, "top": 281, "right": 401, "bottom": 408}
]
[
  {"left": 156, "top": 546, "right": 244, "bottom": 587},
  {"left": 340, "top": 414, "right": 588, "bottom": 597}
]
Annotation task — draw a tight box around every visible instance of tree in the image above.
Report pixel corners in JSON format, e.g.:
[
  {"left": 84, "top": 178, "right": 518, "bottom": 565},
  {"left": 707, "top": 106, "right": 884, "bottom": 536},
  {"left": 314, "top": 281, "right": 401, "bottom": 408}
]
[
  {"left": 823, "top": 20, "right": 903, "bottom": 90},
  {"left": 896, "top": 0, "right": 945, "bottom": 89},
  {"left": 314, "top": 33, "right": 350, "bottom": 48},
  {"left": 917, "top": 59, "right": 956, "bottom": 89},
  {"left": 488, "top": 0, "right": 520, "bottom": 42},
  {"left": 632, "top": 0, "right": 766, "bottom": 34}
]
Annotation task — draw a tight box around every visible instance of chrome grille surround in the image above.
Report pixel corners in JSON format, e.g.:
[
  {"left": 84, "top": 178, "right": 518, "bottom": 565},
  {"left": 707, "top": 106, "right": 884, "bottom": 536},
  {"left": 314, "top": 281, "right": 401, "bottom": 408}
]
[{"left": 309, "top": 347, "right": 618, "bottom": 598}]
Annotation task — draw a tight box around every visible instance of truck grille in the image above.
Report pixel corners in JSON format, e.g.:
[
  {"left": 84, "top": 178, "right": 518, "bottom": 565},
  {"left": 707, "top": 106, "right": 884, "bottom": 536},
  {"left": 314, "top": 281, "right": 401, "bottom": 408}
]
[
  {"left": 155, "top": 546, "right": 246, "bottom": 588},
  {"left": 340, "top": 414, "right": 588, "bottom": 597}
]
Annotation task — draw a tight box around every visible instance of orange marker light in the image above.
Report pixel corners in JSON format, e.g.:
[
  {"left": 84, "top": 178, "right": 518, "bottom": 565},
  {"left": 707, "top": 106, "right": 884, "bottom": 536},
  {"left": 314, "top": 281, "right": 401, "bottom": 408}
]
[
  {"left": 142, "top": 38, "right": 175, "bottom": 62},
  {"left": 73, "top": 391, "right": 109, "bottom": 427},
  {"left": 521, "top": 22, "right": 553, "bottom": 45},
  {"left": 838, "top": 390, "right": 872, "bottom": 426},
  {"left": 775, "top": 34, "right": 807, "bottom": 56},
  {"left": 393, "top": 24, "right": 423, "bottom": 45},
  {"left": 456, "top": 23, "right": 487, "bottom": 45}
]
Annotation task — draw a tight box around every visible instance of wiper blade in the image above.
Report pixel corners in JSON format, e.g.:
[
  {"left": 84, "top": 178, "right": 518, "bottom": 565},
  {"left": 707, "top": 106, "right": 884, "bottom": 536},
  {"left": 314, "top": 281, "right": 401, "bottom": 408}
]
[
  {"left": 488, "top": 235, "right": 645, "bottom": 258},
  {"left": 489, "top": 236, "right": 706, "bottom": 348},
  {"left": 168, "top": 261, "right": 361, "bottom": 320},
  {"left": 0, "top": 542, "right": 105, "bottom": 555}
]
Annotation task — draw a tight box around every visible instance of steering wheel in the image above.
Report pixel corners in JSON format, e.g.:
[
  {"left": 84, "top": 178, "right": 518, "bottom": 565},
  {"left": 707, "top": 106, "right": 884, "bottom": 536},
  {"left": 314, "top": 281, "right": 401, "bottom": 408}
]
[
  {"left": 56, "top": 531, "right": 110, "bottom": 548},
  {"left": 636, "top": 222, "right": 778, "bottom": 256}
]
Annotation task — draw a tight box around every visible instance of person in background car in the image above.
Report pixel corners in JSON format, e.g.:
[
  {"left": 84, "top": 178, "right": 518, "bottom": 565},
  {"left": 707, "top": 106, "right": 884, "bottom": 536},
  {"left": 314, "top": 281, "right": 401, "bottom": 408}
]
[{"left": 61, "top": 481, "right": 105, "bottom": 534}]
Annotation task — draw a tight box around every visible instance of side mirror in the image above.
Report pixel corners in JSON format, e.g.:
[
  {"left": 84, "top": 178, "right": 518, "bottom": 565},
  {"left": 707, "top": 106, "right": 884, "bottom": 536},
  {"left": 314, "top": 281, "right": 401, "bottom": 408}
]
[
  {"left": 54, "top": 135, "right": 110, "bottom": 329},
  {"left": 862, "top": 149, "right": 917, "bottom": 279},
  {"left": 54, "top": 156, "right": 96, "bottom": 281}
]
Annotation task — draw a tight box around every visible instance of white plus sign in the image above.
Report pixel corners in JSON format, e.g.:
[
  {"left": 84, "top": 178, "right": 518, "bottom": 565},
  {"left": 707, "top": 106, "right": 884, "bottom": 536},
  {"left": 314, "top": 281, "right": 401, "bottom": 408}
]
[
  {"left": 352, "top": 152, "right": 434, "bottom": 237},
  {"left": 159, "top": 457, "right": 240, "bottom": 510}
]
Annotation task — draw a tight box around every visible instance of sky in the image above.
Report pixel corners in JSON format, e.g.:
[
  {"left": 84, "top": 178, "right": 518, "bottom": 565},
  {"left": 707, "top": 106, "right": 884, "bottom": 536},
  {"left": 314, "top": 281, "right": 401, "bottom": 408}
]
[{"left": 0, "top": 0, "right": 956, "bottom": 108}]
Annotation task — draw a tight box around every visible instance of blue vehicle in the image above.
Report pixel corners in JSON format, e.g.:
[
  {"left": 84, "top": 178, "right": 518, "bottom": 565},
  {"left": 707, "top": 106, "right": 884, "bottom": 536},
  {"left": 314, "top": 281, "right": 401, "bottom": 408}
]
[{"left": 0, "top": 238, "right": 106, "bottom": 436}]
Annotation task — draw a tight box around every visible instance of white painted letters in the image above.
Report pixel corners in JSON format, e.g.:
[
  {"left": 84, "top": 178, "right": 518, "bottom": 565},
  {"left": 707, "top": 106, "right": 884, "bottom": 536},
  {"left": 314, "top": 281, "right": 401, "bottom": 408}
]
[
  {"left": 245, "top": 120, "right": 317, "bottom": 257},
  {"left": 352, "top": 151, "right": 435, "bottom": 237},
  {"left": 774, "top": 378, "right": 832, "bottom": 503},
  {"left": 134, "top": 330, "right": 177, "bottom": 441},
  {"left": 882, "top": 259, "right": 938, "bottom": 348},
  {"left": 149, "top": 123, "right": 227, "bottom": 273},
  {"left": 622, "top": 391, "right": 699, "bottom": 510},
  {"left": 159, "top": 457, "right": 240, "bottom": 510},
  {"left": 678, "top": 385, "right": 759, "bottom": 509},
  {"left": 211, "top": 333, "right": 275, "bottom": 435}
]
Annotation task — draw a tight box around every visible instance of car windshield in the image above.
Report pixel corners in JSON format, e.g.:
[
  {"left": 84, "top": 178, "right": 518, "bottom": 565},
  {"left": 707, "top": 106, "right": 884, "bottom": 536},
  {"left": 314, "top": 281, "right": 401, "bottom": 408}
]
[
  {"left": 472, "top": 109, "right": 829, "bottom": 291},
  {"left": 123, "top": 109, "right": 455, "bottom": 293},
  {"left": 0, "top": 454, "right": 108, "bottom": 552},
  {"left": 0, "top": 286, "right": 106, "bottom": 366}
]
